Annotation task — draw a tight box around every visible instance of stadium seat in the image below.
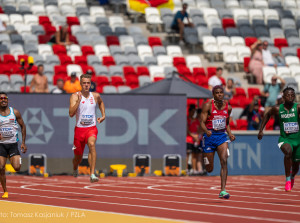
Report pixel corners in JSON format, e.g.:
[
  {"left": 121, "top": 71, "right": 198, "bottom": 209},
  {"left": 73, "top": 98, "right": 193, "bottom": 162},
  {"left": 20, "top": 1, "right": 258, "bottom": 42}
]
[
  {"left": 54, "top": 65, "right": 68, "bottom": 76},
  {"left": 274, "top": 38, "right": 288, "bottom": 51},
  {"left": 148, "top": 36, "right": 162, "bottom": 47},
  {"left": 81, "top": 46, "right": 95, "bottom": 56},
  {"left": 123, "top": 66, "right": 136, "bottom": 78},
  {"left": 125, "top": 76, "right": 139, "bottom": 89},
  {"left": 74, "top": 55, "right": 87, "bottom": 65},
  {"left": 136, "top": 66, "right": 150, "bottom": 76},
  {"left": 222, "top": 18, "right": 235, "bottom": 29},
  {"left": 236, "top": 119, "right": 248, "bottom": 130},
  {"left": 173, "top": 57, "right": 186, "bottom": 67},
  {"left": 248, "top": 88, "right": 261, "bottom": 100},
  {"left": 52, "top": 45, "right": 67, "bottom": 55},
  {"left": 58, "top": 55, "right": 73, "bottom": 65},
  {"left": 110, "top": 75, "right": 125, "bottom": 87},
  {"left": 207, "top": 67, "right": 217, "bottom": 78}
]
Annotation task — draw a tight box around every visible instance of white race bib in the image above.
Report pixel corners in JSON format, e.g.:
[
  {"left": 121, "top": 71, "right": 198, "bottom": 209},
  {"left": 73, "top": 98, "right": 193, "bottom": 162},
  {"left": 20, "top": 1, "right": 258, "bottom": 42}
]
[
  {"left": 284, "top": 122, "right": 299, "bottom": 133},
  {"left": 0, "top": 127, "right": 14, "bottom": 138},
  {"left": 80, "top": 118, "right": 94, "bottom": 125},
  {"left": 212, "top": 118, "right": 226, "bottom": 130}
]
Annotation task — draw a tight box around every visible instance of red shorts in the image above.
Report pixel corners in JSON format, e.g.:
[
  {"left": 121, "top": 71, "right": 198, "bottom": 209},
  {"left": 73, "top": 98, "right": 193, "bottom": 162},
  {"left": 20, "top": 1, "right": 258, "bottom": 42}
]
[{"left": 73, "top": 126, "right": 98, "bottom": 156}]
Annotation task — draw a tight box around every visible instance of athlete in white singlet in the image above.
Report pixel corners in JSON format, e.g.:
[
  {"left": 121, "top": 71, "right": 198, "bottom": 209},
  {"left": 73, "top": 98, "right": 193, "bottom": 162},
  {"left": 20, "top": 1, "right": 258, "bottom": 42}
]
[
  {"left": 0, "top": 92, "right": 27, "bottom": 199},
  {"left": 69, "top": 74, "right": 105, "bottom": 183}
]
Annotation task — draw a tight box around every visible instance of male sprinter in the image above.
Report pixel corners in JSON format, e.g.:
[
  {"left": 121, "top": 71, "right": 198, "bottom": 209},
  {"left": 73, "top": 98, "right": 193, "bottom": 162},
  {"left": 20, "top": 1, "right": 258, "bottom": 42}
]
[
  {"left": 258, "top": 87, "right": 300, "bottom": 191},
  {"left": 69, "top": 74, "right": 105, "bottom": 183},
  {"left": 0, "top": 92, "right": 27, "bottom": 198},
  {"left": 200, "top": 85, "right": 235, "bottom": 199}
]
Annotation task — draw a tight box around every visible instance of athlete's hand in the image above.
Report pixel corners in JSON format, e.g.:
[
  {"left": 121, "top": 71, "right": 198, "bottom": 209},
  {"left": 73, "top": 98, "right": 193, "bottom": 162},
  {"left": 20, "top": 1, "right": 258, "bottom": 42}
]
[
  {"left": 97, "top": 116, "right": 105, "bottom": 124},
  {"left": 257, "top": 131, "right": 263, "bottom": 140},
  {"left": 77, "top": 92, "right": 82, "bottom": 103},
  {"left": 20, "top": 143, "right": 27, "bottom": 153},
  {"left": 206, "top": 130, "right": 212, "bottom": 137},
  {"left": 229, "top": 134, "right": 235, "bottom": 142}
]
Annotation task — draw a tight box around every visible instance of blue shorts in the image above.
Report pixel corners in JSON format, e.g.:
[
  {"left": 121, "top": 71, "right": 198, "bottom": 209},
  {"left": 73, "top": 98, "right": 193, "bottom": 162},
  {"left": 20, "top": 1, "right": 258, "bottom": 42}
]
[{"left": 202, "top": 131, "right": 229, "bottom": 153}]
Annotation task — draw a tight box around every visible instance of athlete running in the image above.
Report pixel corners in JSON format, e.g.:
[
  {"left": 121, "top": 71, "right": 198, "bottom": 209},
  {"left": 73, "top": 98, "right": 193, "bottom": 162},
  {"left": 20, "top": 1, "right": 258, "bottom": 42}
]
[
  {"left": 258, "top": 87, "right": 300, "bottom": 192},
  {"left": 200, "top": 85, "right": 235, "bottom": 199},
  {"left": 69, "top": 74, "right": 105, "bottom": 183}
]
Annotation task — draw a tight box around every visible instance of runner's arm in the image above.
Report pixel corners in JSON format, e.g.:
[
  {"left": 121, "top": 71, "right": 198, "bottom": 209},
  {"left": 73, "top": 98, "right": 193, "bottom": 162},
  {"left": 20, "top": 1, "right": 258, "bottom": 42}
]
[
  {"left": 200, "top": 101, "right": 211, "bottom": 136},
  {"left": 96, "top": 93, "right": 105, "bottom": 123},
  {"left": 258, "top": 105, "right": 279, "bottom": 140},
  {"left": 14, "top": 108, "right": 27, "bottom": 153},
  {"left": 69, "top": 93, "right": 81, "bottom": 117}
]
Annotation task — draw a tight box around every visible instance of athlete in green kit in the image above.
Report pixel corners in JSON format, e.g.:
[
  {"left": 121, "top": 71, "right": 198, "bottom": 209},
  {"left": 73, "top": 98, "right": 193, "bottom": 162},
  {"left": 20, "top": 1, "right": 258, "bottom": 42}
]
[{"left": 258, "top": 87, "right": 300, "bottom": 192}]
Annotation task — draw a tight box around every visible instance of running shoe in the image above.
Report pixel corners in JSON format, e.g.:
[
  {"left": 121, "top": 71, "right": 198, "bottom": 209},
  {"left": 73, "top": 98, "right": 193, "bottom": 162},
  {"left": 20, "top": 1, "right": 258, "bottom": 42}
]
[
  {"left": 285, "top": 181, "right": 292, "bottom": 192},
  {"left": 291, "top": 179, "right": 295, "bottom": 189},
  {"left": 2, "top": 192, "right": 8, "bottom": 199},
  {"left": 73, "top": 169, "right": 78, "bottom": 178},
  {"left": 90, "top": 174, "right": 99, "bottom": 183},
  {"left": 219, "top": 190, "right": 230, "bottom": 199}
]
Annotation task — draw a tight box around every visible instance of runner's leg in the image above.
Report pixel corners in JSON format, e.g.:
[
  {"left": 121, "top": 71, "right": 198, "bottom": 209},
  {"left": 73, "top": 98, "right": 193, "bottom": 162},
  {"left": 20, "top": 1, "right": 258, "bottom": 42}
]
[
  {"left": 217, "top": 142, "right": 229, "bottom": 192},
  {"left": 0, "top": 156, "right": 7, "bottom": 193},
  {"left": 203, "top": 152, "right": 215, "bottom": 173},
  {"left": 87, "top": 136, "right": 97, "bottom": 176}
]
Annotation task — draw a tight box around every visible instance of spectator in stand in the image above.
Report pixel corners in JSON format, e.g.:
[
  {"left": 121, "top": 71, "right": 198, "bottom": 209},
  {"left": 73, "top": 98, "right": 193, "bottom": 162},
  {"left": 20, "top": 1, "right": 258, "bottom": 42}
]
[
  {"left": 249, "top": 40, "right": 264, "bottom": 84},
  {"left": 64, "top": 72, "right": 82, "bottom": 93},
  {"left": 262, "top": 41, "right": 285, "bottom": 67},
  {"left": 49, "top": 26, "right": 72, "bottom": 46},
  {"left": 51, "top": 78, "right": 66, "bottom": 94},
  {"left": 0, "top": 19, "right": 6, "bottom": 33},
  {"left": 208, "top": 67, "right": 224, "bottom": 90},
  {"left": 261, "top": 75, "right": 285, "bottom": 109},
  {"left": 224, "top": 78, "right": 236, "bottom": 101},
  {"left": 30, "top": 64, "right": 49, "bottom": 93},
  {"left": 247, "top": 96, "right": 262, "bottom": 130},
  {"left": 171, "top": 3, "right": 194, "bottom": 46}
]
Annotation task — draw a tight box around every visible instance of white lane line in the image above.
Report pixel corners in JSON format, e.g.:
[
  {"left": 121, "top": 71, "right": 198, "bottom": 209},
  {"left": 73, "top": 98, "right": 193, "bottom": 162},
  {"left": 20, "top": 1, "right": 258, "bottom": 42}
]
[
  {"left": 6, "top": 192, "right": 299, "bottom": 223},
  {"left": 0, "top": 200, "right": 194, "bottom": 223}
]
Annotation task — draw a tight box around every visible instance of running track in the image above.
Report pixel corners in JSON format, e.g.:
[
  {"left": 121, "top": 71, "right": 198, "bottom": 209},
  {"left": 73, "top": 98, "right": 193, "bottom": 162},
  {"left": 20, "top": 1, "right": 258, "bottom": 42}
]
[{"left": 2, "top": 175, "right": 300, "bottom": 223}]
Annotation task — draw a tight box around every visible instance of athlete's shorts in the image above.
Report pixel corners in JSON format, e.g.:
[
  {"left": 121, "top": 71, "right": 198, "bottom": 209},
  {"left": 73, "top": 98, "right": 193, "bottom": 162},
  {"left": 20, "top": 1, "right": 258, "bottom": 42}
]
[
  {"left": 73, "top": 126, "right": 98, "bottom": 156},
  {"left": 278, "top": 137, "right": 300, "bottom": 162},
  {"left": 202, "top": 131, "right": 229, "bottom": 153},
  {"left": 0, "top": 143, "right": 20, "bottom": 158}
]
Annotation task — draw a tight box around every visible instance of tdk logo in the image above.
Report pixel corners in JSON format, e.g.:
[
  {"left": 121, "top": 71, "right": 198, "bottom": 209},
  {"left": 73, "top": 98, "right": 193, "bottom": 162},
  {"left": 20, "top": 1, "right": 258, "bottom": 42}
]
[
  {"left": 82, "top": 115, "right": 93, "bottom": 118},
  {"left": 1, "top": 128, "right": 12, "bottom": 131}
]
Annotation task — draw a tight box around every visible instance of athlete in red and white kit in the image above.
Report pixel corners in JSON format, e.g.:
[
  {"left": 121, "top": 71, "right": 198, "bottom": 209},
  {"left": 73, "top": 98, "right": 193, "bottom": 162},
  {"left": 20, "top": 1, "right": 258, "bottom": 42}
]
[{"left": 69, "top": 74, "right": 105, "bottom": 183}]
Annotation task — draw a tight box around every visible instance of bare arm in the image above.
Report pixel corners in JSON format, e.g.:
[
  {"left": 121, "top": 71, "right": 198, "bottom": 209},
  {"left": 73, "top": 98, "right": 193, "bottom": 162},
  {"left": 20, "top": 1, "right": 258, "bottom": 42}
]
[
  {"left": 29, "top": 76, "right": 36, "bottom": 93},
  {"left": 45, "top": 76, "right": 49, "bottom": 93},
  {"left": 258, "top": 105, "right": 279, "bottom": 140},
  {"left": 69, "top": 92, "right": 81, "bottom": 117},
  {"left": 200, "top": 101, "right": 212, "bottom": 137},
  {"left": 277, "top": 76, "right": 286, "bottom": 89},
  {"left": 94, "top": 92, "right": 106, "bottom": 123},
  {"left": 14, "top": 108, "right": 27, "bottom": 153},
  {"left": 226, "top": 105, "right": 235, "bottom": 141}
]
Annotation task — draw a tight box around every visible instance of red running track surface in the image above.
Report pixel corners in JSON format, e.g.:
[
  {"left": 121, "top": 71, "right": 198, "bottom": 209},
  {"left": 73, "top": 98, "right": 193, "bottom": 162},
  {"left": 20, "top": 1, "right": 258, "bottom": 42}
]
[{"left": 3, "top": 175, "right": 300, "bottom": 223}]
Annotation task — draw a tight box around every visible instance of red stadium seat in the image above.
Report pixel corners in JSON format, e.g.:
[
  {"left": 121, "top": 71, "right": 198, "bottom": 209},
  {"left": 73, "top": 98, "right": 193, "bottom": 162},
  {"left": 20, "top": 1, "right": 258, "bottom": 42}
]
[
  {"left": 59, "top": 55, "right": 73, "bottom": 65},
  {"left": 111, "top": 75, "right": 125, "bottom": 87},
  {"left": 102, "top": 56, "right": 115, "bottom": 66},
  {"left": 125, "top": 76, "right": 139, "bottom": 89},
  {"left": 177, "top": 66, "right": 192, "bottom": 77},
  {"left": 195, "top": 76, "right": 208, "bottom": 88},
  {"left": 266, "top": 117, "right": 275, "bottom": 130},
  {"left": 54, "top": 65, "right": 67, "bottom": 76},
  {"left": 207, "top": 67, "right": 217, "bottom": 78},
  {"left": 136, "top": 66, "right": 149, "bottom": 76},
  {"left": 20, "top": 86, "right": 30, "bottom": 93},
  {"left": 74, "top": 56, "right": 87, "bottom": 65},
  {"left": 229, "top": 120, "right": 237, "bottom": 130},
  {"left": 236, "top": 119, "right": 248, "bottom": 130},
  {"left": 173, "top": 57, "right": 186, "bottom": 67},
  {"left": 53, "top": 74, "right": 68, "bottom": 85},
  {"left": 43, "top": 25, "right": 56, "bottom": 36},
  {"left": 0, "top": 64, "right": 13, "bottom": 76},
  {"left": 297, "top": 48, "right": 300, "bottom": 59},
  {"left": 245, "top": 37, "right": 257, "bottom": 47},
  {"left": 52, "top": 45, "right": 67, "bottom": 55},
  {"left": 0, "top": 7, "right": 4, "bottom": 14},
  {"left": 229, "top": 98, "right": 241, "bottom": 107},
  {"left": 274, "top": 38, "right": 288, "bottom": 51},
  {"left": 69, "top": 35, "right": 78, "bottom": 44},
  {"left": 38, "top": 34, "right": 52, "bottom": 44},
  {"left": 93, "top": 75, "right": 110, "bottom": 93},
  {"left": 148, "top": 36, "right": 162, "bottom": 47},
  {"left": 248, "top": 87, "right": 261, "bottom": 100},
  {"left": 153, "top": 77, "right": 164, "bottom": 82},
  {"left": 193, "top": 67, "right": 206, "bottom": 77},
  {"left": 66, "top": 16, "right": 80, "bottom": 26},
  {"left": 81, "top": 65, "right": 95, "bottom": 76},
  {"left": 81, "top": 46, "right": 95, "bottom": 56},
  {"left": 244, "top": 56, "right": 250, "bottom": 73},
  {"left": 222, "top": 18, "right": 235, "bottom": 29},
  {"left": 123, "top": 66, "right": 137, "bottom": 78},
  {"left": 39, "top": 16, "right": 51, "bottom": 26},
  {"left": 106, "top": 36, "right": 119, "bottom": 46},
  {"left": 3, "top": 54, "right": 16, "bottom": 65},
  {"left": 27, "top": 65, "right": 38, "bottom": 74}
]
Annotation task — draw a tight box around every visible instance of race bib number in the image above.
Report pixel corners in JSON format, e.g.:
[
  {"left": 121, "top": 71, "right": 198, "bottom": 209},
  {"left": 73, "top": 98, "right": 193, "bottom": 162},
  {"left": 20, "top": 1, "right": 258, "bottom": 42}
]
[
  {"left": 284, "top": 122, "right": 299, "bottom": 133},
  {"left": 80, "top": 115, "right": 94, "bottom": 125},
  {"left": 212, "top": 118, "right": 226, "bottom": 130},
  {"left": 0, "top": 127, "right": 14, "bottom": 138}
]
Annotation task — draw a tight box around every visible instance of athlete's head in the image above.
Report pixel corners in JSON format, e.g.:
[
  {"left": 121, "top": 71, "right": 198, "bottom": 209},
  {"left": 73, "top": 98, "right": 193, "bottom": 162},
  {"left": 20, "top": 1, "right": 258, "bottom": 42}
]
[
  {"left": 212, "top": 85, "right": 224, "bottom": 102},
  {"left": 283, "top": 86, "right": 295, "bottom": 105},
  {"left": 0, "top": 92, "right": 8, "bottom": 109},
  {"left": 80, "top": 74, "right": 92, "bottom": 92}
]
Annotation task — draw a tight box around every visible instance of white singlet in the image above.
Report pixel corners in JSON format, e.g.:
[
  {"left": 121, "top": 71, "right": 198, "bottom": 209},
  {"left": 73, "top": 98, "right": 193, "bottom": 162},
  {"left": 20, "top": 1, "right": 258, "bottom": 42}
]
[
  {"left": 0, "top": 107, "right": 19, "bottom": 143},
  {"left": 76, "top": 92, "right": 97, "bottom": 128}
]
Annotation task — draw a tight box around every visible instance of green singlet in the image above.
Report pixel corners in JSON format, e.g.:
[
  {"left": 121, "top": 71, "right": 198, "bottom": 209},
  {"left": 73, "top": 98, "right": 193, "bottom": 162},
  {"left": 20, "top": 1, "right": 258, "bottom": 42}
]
[{"left": 278, "top": 103, "right": 300, "bottom": 162}]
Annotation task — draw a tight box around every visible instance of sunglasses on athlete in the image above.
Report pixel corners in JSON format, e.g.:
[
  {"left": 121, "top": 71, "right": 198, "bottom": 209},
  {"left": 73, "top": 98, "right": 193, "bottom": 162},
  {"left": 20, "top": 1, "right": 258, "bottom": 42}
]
[{"left": 0, "top": 97, "right": 8, "bottom": 100}]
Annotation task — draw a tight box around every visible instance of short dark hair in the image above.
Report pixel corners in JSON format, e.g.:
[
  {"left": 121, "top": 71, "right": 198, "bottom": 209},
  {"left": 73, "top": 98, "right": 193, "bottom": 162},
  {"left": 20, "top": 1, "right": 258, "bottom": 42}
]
[
  {"left": 37, "top": 64, "right": 44, "bottom": 68},
  {"left": 212, "top": 85, "right": 224, "bottom": 94},
  {"left": 216, "top": 67, "right": 223, "bottom": 72},
  {"left": 283, "top": 86, "right": 295, "bottom": 94},
  {"left": 183, "top": 3, "right": 188, "bottom": 7},
  {"left": 0, "top": 92, "right": 7, "bottom": 96},
  {"left": 188, "top": 104, "right": 196, "bottom": 112}
]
